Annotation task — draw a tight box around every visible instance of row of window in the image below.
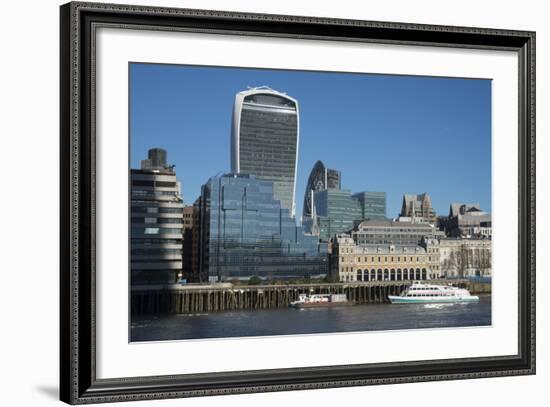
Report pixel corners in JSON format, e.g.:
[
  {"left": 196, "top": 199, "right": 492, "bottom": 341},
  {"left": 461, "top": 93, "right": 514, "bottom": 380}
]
[
  {"left": 131, "top": 248, "right": 183, "bottom": 255},
  {"left": 131, "top": 206, "right": 182, "bottom": 214},
  {"left": 339, "top": 274, "right": 429, "bottom": 282},
  {"left": 340, "top": 265, "right": 440, "bottom": 272},
  {"left": 132, "top": 180, "right": 177, "bottom": 188},
  {"left": 131, "top": 227, "right": 183, "bottom": 235},
  {"left": 341, "top": 256, "right": 435, "bottom": 263},
  {"left": 131, "top": 217, "right": 183, "bottom": 225},
  {"left": 131, "top": 190, "right": 178, "bottom": 197},
  {"left": 130, "top": 238, "right": 182, "bottom": 244},
  {"left": 340, "top": 267, "right": 428, "bottom": 273}
]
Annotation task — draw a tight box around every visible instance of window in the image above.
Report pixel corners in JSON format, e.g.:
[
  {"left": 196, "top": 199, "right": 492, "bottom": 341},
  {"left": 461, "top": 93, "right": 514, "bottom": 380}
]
[
  {"left": 132, "top": 180, "right": 154, "bottom": 187},
  {"left": 156, "top": 181, "right": 176, "bottom": 188}
]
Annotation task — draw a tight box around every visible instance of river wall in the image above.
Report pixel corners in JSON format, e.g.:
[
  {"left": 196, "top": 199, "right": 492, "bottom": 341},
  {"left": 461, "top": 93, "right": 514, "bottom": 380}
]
[{"left": 131, "top": 280, "right": 490, "bottom": 315}]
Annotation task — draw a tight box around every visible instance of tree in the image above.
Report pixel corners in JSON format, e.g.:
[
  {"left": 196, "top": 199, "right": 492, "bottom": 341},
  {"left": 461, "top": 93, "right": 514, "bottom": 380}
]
[{"left": 248, "top": 276, "right": 262, "bottom": 285}]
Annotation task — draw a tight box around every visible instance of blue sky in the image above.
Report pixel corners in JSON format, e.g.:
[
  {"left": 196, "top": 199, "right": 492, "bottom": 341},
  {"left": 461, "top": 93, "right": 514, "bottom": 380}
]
[{"left": 130, "top": 63, "right": 491, "bottom": 221}]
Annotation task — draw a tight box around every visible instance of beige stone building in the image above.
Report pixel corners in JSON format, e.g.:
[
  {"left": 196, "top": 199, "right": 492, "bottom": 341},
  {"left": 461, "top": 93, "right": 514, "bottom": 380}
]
[
  {"left": 439, "top": 238, "right": 492, "bottom": 277},
  {"left": 331, "top": 234, "right": 441, "bottom": 282}
]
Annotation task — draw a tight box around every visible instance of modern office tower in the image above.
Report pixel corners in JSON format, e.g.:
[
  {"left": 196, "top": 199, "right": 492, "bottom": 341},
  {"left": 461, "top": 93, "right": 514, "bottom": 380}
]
[
  {"left": 400, "top": 193, "right": 437, "bottom": 224},
  {"left": 302, "top": 160, "right": 341, "bottom": 220},
  {"left": 130, "top": 149, "right": 184, "bottom": 285},
  {"left": 231, "top": 86, "right": 299, "bottom": 217},
  {"left": 353, "top": 191, "right": 387, "bottom": 220},
  {"left": 313, "top": 188, "right": 362, "bottom": 241},
  {"left": 351, "top": 219, "right": 443, "bottom": 246},
  {"left": 198, "top": 173, "right": 328, "bottom": 282}
]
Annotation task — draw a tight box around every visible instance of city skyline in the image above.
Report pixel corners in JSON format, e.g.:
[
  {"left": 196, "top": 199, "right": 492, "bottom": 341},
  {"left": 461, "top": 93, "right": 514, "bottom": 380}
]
[{"left": 130, "top": 63, "right": 492, "bottom": 219}]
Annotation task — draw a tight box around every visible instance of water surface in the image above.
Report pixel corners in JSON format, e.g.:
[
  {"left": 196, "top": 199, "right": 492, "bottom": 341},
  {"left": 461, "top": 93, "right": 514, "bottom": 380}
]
[{"left": 131, "top": 294, "right": 491, "bottom": 342}]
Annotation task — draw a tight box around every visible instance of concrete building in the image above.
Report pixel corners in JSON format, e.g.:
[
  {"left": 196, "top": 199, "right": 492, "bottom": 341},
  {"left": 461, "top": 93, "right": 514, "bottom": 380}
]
[
  {"left": 331, "top": 234, "right": 441, "bottom": 282},
  {"left": 231, "top": 86, "right": 299, "bottom": 217},
  {"left": 352, "top": 219, "right": 443, "bottom": 246},
  {"left": 130, "top": 148, "right": 184, "bottom": 285},
  {"left": 353, "top": 191, "right": 387, "bottom": 220},
  {"left": 400, "top": 193, "right": 437, "bottom": 224},
  {"left": 442, "top": 203, "right": 492, "bottom": 238},
  {"left": 439, "top": 238, "right": 492, "bottom": 278},
  {"left": 198, "top": 173, "right": 328, "bottom": 282}
]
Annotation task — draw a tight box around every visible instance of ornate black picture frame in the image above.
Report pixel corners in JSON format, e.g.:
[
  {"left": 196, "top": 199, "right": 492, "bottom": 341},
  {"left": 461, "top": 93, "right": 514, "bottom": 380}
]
[{"left": 60, "top": 2, "right": 535, "bottom": 404}]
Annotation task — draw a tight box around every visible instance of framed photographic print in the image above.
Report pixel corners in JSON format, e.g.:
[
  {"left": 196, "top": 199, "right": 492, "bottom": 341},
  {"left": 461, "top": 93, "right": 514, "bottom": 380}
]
[{"left": 60, "top": 1, "right": 535, "bottom": 404}]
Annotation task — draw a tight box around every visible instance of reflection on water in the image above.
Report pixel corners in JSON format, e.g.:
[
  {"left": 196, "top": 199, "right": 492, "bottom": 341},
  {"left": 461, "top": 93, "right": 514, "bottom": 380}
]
[{"left": 131, "top": 294, "right": 491, "bottom": 342}]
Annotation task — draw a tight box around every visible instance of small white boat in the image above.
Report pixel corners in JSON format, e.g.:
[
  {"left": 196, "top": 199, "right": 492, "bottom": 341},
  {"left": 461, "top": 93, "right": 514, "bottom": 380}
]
[
  {"left": 290, "top": 293, "right": 352, "bottom": 308},
  {"left": 388, "top": 282, "right": 479, "bottom": 304}
]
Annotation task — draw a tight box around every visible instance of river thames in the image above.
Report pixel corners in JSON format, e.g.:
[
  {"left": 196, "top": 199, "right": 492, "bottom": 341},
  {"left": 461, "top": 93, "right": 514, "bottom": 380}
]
[{"left": 130, "top": 294, "right": 491, "bottom": 342}]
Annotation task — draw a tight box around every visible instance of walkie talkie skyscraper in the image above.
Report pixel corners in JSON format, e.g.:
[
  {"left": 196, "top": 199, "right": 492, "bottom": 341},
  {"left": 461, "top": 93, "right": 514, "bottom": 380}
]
[{"left": 231, "top": 86, "right": 299, "bottom": 218}]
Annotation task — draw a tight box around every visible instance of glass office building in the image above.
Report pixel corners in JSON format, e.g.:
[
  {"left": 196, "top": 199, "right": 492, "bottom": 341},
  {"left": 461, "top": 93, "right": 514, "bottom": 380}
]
[
  {"left": 231, "top": 86, "right": 299, "bottom": 217},
  {"left": 199, "top": 174, "right": 328, "bottom": 282},
  {"left": 353, "top": 191, "right": 387, "bottom": 220},
  {"left": 314, "top": 189, "right": 363, "bottom": 242},
  {"left": 302, "top": 160, "right": 341, "bottom": 220}
]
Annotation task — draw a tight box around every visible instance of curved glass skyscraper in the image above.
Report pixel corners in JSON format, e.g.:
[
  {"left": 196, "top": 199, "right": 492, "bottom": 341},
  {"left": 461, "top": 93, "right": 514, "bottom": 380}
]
[
  {"left": 302, "top": 160, "right": 341, "bottom": 220},
  {"left": 231, "top": 86, "right": 299, "bottom": 218}
]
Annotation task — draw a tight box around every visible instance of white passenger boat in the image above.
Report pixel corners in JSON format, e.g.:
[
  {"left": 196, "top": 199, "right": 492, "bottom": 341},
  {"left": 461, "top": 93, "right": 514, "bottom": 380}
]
[{"left": 388, "top": 282, "right": 479, "bottom": 304}]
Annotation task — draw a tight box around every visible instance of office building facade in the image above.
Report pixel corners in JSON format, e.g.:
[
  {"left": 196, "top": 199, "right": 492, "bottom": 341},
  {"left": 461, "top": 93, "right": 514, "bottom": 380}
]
[
  {"left": 130, "top": 149, "right": 184, "bottom": 285},
  {"left": 353, "top": 191, "right": 387, "bottom": 220},
  {"left": 199, "top": 173, "right": 328, "bottom": 282},
  {"left": 352, "top": 219, "right": 443, "bottom": 246},
  {"left": 313, "top": 188, "right": 362, "bottom": 241},
  {"left": 231, "top": 86, "right": 299, "bottom": 217}
]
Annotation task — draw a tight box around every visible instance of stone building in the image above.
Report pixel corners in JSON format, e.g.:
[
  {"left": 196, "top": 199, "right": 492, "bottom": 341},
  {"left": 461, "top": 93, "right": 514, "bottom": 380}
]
[
  {"left": 439, "top": 238, "right": 492, "bottom": 277},
  {"left": 442, "top": 203, "right": 492, "bottom": 238},
  {"left": 331, "top": 234, "right": 441, "bottom": 282},
  {"left": 182, "top": 205, "right": 193, "bottom": 280},
  {"left": 400, "top": 193, "right": 437, "bottom": 224}
]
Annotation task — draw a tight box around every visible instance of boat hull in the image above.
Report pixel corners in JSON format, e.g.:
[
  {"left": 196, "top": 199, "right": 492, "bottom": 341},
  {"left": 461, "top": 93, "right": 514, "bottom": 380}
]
[
  {"left": 291, "top": 301, "right": 353, "bottom": 309},
  {"left": 388, "top": 295, "right": 479, "bottom": 304}
]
